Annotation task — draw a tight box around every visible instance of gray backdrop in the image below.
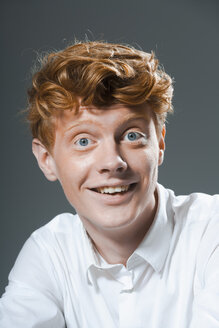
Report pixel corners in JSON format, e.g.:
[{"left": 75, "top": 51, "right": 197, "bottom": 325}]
[{"left": 1, "top": 0, "right": 219, "bottom": 295}]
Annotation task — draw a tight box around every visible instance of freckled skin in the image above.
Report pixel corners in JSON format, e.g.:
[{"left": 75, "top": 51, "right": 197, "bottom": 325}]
[{"left": 33, "top": 104, "right": 165, "bottom": 264}]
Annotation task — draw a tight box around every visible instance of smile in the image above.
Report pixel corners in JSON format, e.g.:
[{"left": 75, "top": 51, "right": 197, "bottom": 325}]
[
  {"left": 91, "top": 183, "right": 137, "bottom": 195},
  {"left": 97, "top": 185, "right": 129, "bottom": 194}
]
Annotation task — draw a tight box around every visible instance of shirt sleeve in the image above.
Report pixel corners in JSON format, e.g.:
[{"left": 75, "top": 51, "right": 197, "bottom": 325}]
[
  {"left": 190, "top": 217, "right": 219, "bottom": 328},
  {"left": 0, "top": 233, "right": 66, "bottom": 328}
]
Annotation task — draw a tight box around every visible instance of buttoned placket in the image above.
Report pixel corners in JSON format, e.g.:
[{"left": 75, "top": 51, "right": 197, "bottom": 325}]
[{"left": 118, "top": 256, "right": 148, "bottom": 328}]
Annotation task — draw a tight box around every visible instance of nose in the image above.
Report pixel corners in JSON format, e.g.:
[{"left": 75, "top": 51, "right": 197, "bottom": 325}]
[{"left": 96, "top": 141, "right": 128, "bottom": 175}]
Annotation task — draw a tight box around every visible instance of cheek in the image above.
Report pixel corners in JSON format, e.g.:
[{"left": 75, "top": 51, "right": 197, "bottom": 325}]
[
  {"left": 57, "top": 155, "right": 94, "bottom": 192},
  {"left": 127, "top": 148, "right": 159, "bottom": 173}
]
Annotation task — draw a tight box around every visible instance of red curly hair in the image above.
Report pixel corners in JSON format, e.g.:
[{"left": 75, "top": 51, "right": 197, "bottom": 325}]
[{"left": 27, "top": 41, "right": 173, "bottom": 150}]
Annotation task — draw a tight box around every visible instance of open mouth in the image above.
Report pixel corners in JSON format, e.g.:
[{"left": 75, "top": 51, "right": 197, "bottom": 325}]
[{"left": 90, "top": 183, "right": 137, "bottom": 195}]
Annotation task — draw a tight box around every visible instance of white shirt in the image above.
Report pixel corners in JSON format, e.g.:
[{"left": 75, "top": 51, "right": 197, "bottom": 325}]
[{"left": 1, "top": 183, "right": 219, "bottom": 328}]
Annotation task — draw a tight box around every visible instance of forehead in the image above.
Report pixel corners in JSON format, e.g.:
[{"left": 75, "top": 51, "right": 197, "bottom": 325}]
[{"left": 55, "top": 104, "right": 154, "bottom": 133}]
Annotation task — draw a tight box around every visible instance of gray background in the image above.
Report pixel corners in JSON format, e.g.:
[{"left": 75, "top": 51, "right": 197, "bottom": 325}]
[{"left": 1, "top": 0, "right": 218, "bottom": 295}]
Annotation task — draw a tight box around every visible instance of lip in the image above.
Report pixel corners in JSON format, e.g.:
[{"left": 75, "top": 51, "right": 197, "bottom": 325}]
[
  {"left": 87, "top": 182, "right": 138, "bottom": 205},
  {"left": 89, "top": 180, "right": 138, "bottom": 190}
]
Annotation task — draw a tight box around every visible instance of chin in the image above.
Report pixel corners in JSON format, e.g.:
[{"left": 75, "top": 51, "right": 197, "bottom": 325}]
[{"left": 95, "top": 211, "right": 137, "bottom": 230}]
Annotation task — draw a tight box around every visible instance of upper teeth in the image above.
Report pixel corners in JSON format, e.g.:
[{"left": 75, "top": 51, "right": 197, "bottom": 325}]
[{"left": 97, "top": 185, "right": 129, "bottom": 194}]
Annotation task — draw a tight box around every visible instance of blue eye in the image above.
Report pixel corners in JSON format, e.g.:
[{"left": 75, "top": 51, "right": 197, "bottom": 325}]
[
  {"left": 124, "top": 131, "right": 142, "bottom": 141},
  {"left": 127, "top": 132, "right": 138, "bottom": 141},
  {"left": 77, "top": 138, "right": 89, "bottom": 147}
]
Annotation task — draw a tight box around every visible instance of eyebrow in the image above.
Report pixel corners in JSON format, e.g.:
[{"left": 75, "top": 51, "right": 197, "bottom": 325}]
[
  {"left": 120, "top": 113, "right": 150, "bottom": 123},
  {"left": 65, "top": 119, "right": 102, "bottom": 132},
  {"left": 65, "top": 113, "right": 150, "bottom": 133}
]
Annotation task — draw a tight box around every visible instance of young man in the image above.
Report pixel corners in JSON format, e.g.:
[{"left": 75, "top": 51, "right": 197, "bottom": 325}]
[{"left": 1, "top": 41, "right": 219, "bottom": 327}]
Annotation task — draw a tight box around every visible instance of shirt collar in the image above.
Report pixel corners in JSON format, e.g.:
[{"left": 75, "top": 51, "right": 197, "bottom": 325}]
[
  {"left": 134, "top": 183, "right": 174, "bottom": 273},
  {"left": 80, "top": 221, "right": 102, "bottom": 285}
]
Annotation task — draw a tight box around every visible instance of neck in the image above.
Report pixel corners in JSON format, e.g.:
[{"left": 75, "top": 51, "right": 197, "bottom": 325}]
[{"left": 83, "top": 191, "right": 158, "bottom": 266}]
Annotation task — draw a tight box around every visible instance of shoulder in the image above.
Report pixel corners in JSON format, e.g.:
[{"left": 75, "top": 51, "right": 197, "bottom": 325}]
[
  {"left": 195, "top": 209, "right": 219, "bottom": 287},
  {"left": 159, "top": 184, "right": 219, "bottom": 285},
  {"left": 158, "top": 183, "right": 219, "bottom": 226},
  {"left": 32, "top": 212, "right": 82, "bottom": 244},
  {"left": 158, "top": 184, "right": 219, "bottom": 256},
  {"left": 8, "top": 213, "right": 84, "bottom": 287},
  {"left": 22, "top": 212, "right": 84, "bottom": 269}
]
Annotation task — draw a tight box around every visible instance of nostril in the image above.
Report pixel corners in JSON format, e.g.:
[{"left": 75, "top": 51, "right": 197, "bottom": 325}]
[
  {"left": 116, "top": 166, "right": 125, "bottom": 172},
  {"left": 99, "top": 161, "right": 127, "bottom": 174}
]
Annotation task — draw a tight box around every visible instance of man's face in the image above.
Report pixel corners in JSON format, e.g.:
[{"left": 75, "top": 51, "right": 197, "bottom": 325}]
[{"left": 34, "top": 104, "right": 165, "bottom": 233}]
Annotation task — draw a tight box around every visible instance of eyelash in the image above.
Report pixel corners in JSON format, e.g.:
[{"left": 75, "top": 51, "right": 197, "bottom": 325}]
[
  {"left": 75, "top": 137, "right": 92, "bottom": 147},
  {"left": 123, "top": 131, "right": 146, "bottom": 142},
  {"left": 74, "top": 130, "right": 147, "bottom": 149}
]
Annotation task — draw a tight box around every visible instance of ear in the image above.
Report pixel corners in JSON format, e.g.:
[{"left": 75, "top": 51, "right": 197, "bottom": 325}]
[
  {"left": 158, "top": 125, "right": 166, "bottom": 166},
  {"left": 32, "top": 138, "right": 58, "bottom": 181}
]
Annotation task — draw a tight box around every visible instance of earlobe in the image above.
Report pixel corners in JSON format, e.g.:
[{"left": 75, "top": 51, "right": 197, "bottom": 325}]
[
  {"left": 32, "top": 139, "right": 58, "bottom": 181},
  {"left": 158, "top": 125, "right": 166, "bottom": 166},
  {"left": 158, "top": 149, "right": 164, "bottom": 165}
]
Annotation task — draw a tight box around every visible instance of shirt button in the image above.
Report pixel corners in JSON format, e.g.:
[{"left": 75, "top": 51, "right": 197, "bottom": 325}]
[{"left": 120, "top": 273, "right": 133, "bottom": 291}]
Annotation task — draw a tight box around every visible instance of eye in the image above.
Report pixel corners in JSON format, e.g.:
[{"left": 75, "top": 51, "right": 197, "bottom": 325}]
[
  {"left": 123, "top": 131, "right": 145, "bottom": 142},
  {"left": 75, "top": 137, "right": 90, "bottom": 147}
]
